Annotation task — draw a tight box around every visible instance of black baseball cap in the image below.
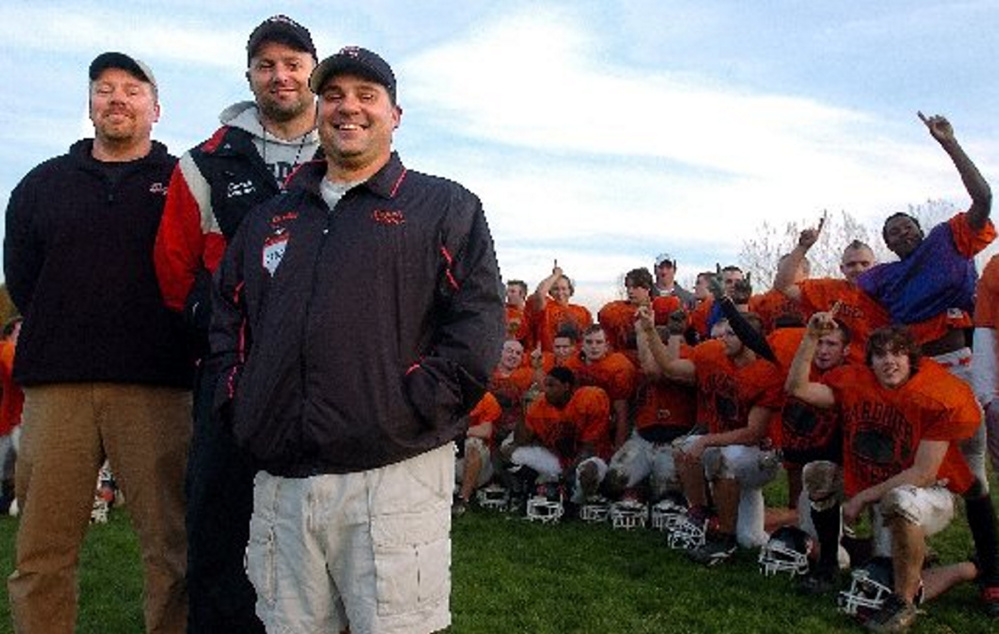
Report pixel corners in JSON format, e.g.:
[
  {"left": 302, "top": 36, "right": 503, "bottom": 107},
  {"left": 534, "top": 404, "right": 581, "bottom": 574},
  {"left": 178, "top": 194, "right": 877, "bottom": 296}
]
[
  {"left": 309, "top": 46, "right": 396, "bottom": 102},
  {"left": 247, "top": 15, "right": 317, "bottom": 63},
  {"left": 89, "top": 52, "right": 157, "bottom": 90}
]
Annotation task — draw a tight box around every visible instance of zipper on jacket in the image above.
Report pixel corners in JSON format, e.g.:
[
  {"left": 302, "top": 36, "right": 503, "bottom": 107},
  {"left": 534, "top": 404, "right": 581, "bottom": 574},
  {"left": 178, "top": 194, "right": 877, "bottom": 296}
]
[{"left": 299, "top": 192, "right": 340, "bottom": 413}]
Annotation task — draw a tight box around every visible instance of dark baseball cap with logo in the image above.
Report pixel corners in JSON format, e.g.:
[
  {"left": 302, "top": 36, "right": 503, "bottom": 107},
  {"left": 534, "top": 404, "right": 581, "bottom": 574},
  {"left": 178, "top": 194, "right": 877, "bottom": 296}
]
[
  {"left": 247, "top": 15, "right": 317, "bottom": 63},
  {"left": 89, "top": 52, "right": 157, "bottom": 90},
  {"left": 309, "top": 46, "right": 396, "bottom": 103}
]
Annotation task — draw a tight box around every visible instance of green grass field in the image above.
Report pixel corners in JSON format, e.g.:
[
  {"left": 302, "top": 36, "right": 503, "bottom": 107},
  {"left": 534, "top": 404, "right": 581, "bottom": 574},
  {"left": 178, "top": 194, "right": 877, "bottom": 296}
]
[{"left": 0, "top": 487, "right": 995, "bottom": 633}]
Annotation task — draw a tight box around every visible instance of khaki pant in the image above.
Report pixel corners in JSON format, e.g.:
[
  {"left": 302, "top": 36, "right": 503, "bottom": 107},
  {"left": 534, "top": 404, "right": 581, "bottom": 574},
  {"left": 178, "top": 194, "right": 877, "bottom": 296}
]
[
  {"left": 248, "top": 444, "right": 453, "bottom": 634},
  {"left": 8, "top": 384, "right": 192, "bottom": 634}
]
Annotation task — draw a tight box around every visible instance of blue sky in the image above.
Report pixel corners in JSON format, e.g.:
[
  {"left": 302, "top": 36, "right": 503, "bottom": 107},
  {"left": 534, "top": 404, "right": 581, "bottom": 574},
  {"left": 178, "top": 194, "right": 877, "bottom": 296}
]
[{"left": 1, "top": 1, "right": 996, "bottom": 311}]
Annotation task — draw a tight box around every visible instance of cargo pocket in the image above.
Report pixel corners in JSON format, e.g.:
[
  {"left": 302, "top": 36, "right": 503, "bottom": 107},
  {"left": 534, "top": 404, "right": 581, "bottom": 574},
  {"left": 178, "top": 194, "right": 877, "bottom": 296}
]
[
  {"left": 246, "top": 475, "right": 279, "bottom": 608},
  {"left": 371, "top": 507, "right": 451, "bottom": 616}
]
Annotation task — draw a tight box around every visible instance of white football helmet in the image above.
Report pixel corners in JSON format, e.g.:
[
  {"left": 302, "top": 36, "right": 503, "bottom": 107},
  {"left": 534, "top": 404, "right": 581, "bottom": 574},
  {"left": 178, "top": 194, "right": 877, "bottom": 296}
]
[
  {"left": 758, "top": 525, "right": 813, "bottom": 577},
  {"left": 476, "top": 484, "right": 509, "bottom": 511},
  {"left": 667, "top": 509, "right": 709, "bottom": 550},
  {"left": 579, "top": 496, "right": 611, "bottom": 523},
  {"left": 526, "top": 496, "right": 563, "bottom": 523},
  {"left": 650, "top": 493, "right": 688, "bottom": 532},
  {"left": 526, "top": 483, "right": 564, "bottom": 524},
  {"left": 838, "top": 557, "right": 895, "bottom": 616},
  {"left": 610, "top": 499, "right": 648, "bottom": 530}
]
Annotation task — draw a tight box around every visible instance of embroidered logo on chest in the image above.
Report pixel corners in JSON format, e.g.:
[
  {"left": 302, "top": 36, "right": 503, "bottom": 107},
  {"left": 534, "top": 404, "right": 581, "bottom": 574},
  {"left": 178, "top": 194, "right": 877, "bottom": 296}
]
[
  {"left": 372, "top": 209, "right": 405, "bottom": 225},
  {"left": 262, "top": 234, "right": 289, "bottom": 276}
]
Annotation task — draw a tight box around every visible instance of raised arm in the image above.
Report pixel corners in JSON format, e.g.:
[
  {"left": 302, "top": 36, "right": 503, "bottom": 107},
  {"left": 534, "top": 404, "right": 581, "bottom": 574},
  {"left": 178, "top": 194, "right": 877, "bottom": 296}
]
[
  {"left": 920, "top": 112, "right": 992, "bottom": 231},
  {"left": 530, "top": 262, "right": 563, "bottom": 311},
  {"left": 785, "top": 311, "right": 837, "bottom": 408},
  {"left": 635, "top": 306, "right": 695, "bottom": 383},
  {"left": 774, "top": 214, "right": 825, "bottom": 299}
]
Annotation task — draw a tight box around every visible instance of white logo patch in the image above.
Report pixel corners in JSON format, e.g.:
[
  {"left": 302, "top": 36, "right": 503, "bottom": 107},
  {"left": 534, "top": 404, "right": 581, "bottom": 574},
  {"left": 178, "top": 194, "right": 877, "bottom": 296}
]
[
  {"left": 262, "top": 235, "right": 289, "bottom": 276},
  {"left": 228, "top": 180, "right": 256, "bottom": 198}
]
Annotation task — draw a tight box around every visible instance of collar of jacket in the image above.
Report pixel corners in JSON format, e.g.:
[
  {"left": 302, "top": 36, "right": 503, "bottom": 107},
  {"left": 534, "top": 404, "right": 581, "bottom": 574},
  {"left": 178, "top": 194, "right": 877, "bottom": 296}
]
[
  {"left": 69, "top": 138, "right": 172, "bottom": 167},
  {"left": 288, "top": 151, "right": 406, "bottom": 200}
]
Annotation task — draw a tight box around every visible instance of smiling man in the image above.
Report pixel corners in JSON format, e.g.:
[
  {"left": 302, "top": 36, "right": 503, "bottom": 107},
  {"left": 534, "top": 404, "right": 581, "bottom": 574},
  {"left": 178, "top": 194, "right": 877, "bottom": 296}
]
[
  {"left": 4, "top": 52, "right": 191, "bottom": 634},
  {"left": 211, "top": 46, "right": 504, "bottom": 634},
  {"left": 152, "top": 16, "right": 319, "bottom": 633}
]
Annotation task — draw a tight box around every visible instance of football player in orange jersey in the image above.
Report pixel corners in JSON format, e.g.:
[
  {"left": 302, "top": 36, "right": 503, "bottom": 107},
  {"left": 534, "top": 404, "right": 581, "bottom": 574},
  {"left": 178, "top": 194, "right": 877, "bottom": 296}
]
[
  {"left": 638, "top": 307, "right": 782, "bottom": 565},
  {"left": 526, "top": 262, "right": 592, "bottom": 353},
  {"left": 788, "top": 316, "right": 984, "bottom": 628},
  {"left": 565, "top": 324, "right": 638, "bottom": 451},
  {"left": 506, "top": 368, "right": 612, "bottom": 507}
]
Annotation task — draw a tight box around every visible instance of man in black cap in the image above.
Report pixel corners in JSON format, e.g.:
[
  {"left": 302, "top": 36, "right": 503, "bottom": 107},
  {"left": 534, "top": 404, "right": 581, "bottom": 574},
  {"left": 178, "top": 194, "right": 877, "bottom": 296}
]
[
  {"left": 153, "top": 15, "right": 319, "bottom": 634},
  {"left": 4, "top": 52, "right": 192, "bottom": 634},
  {"left": 212, "top": 46, "right": 504, "bottom": 633}
]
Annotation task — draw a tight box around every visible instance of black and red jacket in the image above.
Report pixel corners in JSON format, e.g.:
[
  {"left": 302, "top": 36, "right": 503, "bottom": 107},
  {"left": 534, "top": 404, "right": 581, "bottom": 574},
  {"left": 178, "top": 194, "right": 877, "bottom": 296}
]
[{"left": 210, "top": 152, "right": 505, "bottom": 475}]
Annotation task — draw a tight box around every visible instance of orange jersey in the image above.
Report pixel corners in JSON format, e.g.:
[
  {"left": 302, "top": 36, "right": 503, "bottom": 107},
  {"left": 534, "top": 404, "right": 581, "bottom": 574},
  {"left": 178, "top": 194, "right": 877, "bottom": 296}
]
[
  {"left": 526, "top": 299, "right": 593, "bottom": 352},
  {"left": 467, "top": 392, "right": 502, "bottom": 446},
  {"left": 750, "top": 289, "right": 805, "bottom": 333},
  {"left": 651, "top": 295, "right": 683, "bottom": 325},
  {"left": 0, "top": 341, "right": 23, "bottom": 437},
  {"left": 689, "top": 298, "right": 714, "bottom": 340},
  {"left": 564, "top": 352, "right": 637, "bottom": 402},
  {"left": 488, "top": 367, "right": 534, "bottom": 438},
  {"left": 689, "top": 339, "right": 783, "bottom": 434},
  {"left": 525, "top": 386, "right": 612, "bottom": 464},
  {"left": 794, "top": 279, "right": 890, "bottom": 365},
  {"left": 975, "top": 253, "right": 999, "bottom": 328},
  {"left": 505, "top": 304, "right": 532, "bottom": 346},
  {"left": 823, "top": 360, "right": 980, "bottom": 497},
  {"left": 597, "top": 300, "right": 640, "bottom": 352},
  {"left": 767, "top": 328, "right": 843, "bottom": 465},
  {"left": 632, "top": 344, "right": 697, "bottom": 435}
]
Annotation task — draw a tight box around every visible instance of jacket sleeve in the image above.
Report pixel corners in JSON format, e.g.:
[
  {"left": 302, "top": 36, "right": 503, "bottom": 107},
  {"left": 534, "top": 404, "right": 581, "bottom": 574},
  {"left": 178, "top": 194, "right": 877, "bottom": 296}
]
[
  {"left": 425, "top": 192, "right": 505, "bottom": 414},
  {"left": 155, "top": 154, "right": 228, "bottom": 325},
  {"left": 3, "top": 176, "right": 42, "bottom": 314},
  {"left": 207, "top": 220, "right": 251, "bottom": 419}
]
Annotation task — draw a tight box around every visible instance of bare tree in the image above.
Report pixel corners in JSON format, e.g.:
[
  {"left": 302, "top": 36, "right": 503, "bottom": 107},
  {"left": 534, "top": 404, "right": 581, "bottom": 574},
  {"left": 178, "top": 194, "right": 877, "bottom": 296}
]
[
  {"left": 739, "top": 199, "right": 965, "bottom": 288},
  {"left": 738, "top": 210, "right": 879, "bottom": 289}
]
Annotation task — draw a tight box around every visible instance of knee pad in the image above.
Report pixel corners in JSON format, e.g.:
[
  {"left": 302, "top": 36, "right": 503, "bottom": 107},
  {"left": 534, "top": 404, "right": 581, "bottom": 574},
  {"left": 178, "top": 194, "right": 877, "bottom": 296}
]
[{"left": 879, "top": 486, "right": 920, "bottom": 525}]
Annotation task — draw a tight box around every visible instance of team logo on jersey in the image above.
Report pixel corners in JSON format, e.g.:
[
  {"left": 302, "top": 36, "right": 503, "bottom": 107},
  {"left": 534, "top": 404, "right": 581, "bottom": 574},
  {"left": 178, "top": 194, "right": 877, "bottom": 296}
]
[
  {"left": 149, "top": 181, "right": 167, "bottom": 195},
  {"left": 228, "top": 180, "right": 256, "bottom": 198},
  {"left": 372, "top": 209, "right": 405, "bottom": 225},
  {"left": 262, "top": 233, "right": 289, "bottom": 276}
]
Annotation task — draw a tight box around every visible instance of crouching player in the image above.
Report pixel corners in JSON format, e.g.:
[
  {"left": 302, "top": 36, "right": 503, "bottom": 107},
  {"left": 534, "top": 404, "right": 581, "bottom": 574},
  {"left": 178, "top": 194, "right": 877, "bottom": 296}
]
[
  {"left": 787, "top": 315, "right": 982, "bottom": 632},
  {"left": 603, "top": 312, "right": 697, "bottom": 502},
  {"left": 504, "top": 368, "right": 612, "bottom": 516},
  {"left": 453, "top": 392, "right": 501, "bottom": 516},
  {"left": 637, "top": 307, "right": 782, "bottom": 564}
]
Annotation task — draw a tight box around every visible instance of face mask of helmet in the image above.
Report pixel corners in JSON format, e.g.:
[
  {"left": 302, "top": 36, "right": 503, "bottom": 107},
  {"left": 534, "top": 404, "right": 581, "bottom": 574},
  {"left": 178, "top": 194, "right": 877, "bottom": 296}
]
[
  {"left": 526, "top": 482, "right": 564, "bottom": 524},
  {"left": 579, "top": 496, "right": 610, "bottom": 523},
  {"left": 838, "top": 557, "right": 895, "bottom": 615},
  {"left": 475, "top": 483, "right": 509, "bottom": 511},
  {"left": 610, "top": 499, "right": 648, "bottom": 530},
  {"left": 651, "top": 493, "right": 688, "bottom": 532},
  {"left": 758, "top": 525, "right": 814, "bottom": 576}
]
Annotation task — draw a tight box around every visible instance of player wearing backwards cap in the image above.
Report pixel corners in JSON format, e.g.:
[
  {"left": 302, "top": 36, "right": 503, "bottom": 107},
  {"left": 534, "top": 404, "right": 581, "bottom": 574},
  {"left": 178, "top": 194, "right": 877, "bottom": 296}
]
[
  {"left": 153, "top": 15, "right": 319, "bottom": 633},
  {"left": 4, "top": 53, "right": 191, "bottom": 633},
  {"left": 211, "top": 46, "right": 504, "bottom": 633}
]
